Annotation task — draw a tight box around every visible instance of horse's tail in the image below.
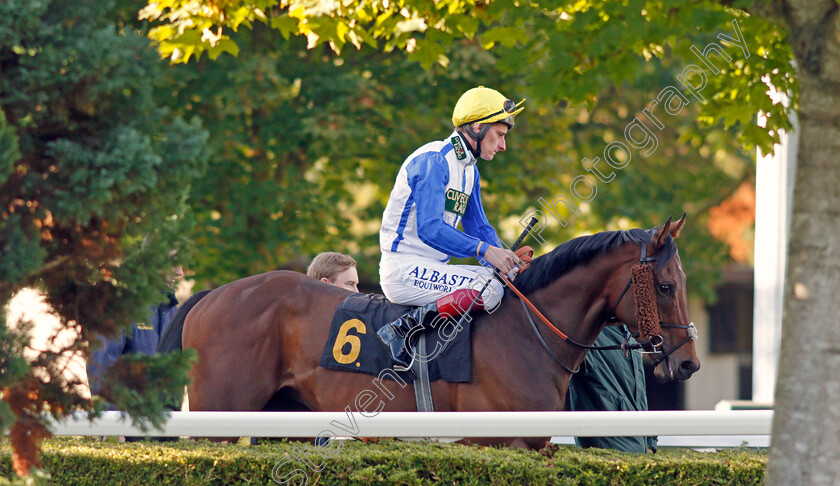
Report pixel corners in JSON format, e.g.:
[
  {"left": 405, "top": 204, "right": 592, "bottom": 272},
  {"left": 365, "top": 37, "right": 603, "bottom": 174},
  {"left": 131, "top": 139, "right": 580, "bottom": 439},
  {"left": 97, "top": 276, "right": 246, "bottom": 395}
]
[{"left": 158, "top": 289, "right": 213, "bottom": 353}]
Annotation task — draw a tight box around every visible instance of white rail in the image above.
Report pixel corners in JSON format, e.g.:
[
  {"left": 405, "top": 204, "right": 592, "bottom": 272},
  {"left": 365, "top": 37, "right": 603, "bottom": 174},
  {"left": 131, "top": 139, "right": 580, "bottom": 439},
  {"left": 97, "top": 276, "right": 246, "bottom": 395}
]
[
  {"left": 51, "top": 410, "right": 772, "bottom": 447},
  {"left": 550, "top": 435, "right": 769, "bottom": 448}
]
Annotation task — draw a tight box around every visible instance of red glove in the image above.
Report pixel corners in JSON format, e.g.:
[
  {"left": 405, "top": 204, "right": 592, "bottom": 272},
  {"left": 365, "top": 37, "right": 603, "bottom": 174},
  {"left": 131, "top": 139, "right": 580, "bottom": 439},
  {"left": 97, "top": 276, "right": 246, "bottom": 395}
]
[{"left": 514, "top": 246, "right": 534, "bottom": 272}]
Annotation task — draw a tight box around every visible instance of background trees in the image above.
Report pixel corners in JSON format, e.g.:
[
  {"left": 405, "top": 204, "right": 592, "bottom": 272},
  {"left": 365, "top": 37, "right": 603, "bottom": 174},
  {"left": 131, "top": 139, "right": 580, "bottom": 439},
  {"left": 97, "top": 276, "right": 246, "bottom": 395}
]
[
  {"left": 4, "top": 0, "right": 828, "bottom": 482},
  {"left": 0, "top": 0, "right": 203, "bottom": 475},
  {"left": 155, "top": 22, "right": 751, "bottom": 295},
  {"left": 140, "top": 1, "right": 840, "bottom": 483}
]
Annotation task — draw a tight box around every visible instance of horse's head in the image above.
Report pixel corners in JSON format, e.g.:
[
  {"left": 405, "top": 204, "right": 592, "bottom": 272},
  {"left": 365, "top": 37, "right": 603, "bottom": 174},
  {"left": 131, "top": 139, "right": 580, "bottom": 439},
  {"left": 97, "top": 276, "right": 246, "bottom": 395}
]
[{"left": 612, "top": 214, "right": 700, "bottom": 382}]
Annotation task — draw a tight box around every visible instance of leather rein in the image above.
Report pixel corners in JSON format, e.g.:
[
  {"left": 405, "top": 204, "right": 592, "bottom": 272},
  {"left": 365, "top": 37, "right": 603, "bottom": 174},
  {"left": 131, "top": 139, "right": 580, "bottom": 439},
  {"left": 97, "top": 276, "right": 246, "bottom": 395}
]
[{"left": 506, "top": 241, "right": 697, "bottom": 375}]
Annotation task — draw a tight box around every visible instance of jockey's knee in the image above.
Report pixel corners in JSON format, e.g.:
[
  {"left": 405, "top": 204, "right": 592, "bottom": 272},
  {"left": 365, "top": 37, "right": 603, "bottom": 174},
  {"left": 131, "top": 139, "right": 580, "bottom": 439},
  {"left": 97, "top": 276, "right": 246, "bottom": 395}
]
[{"left": 470, "top": 278, "right": 503, "bottom": 310}]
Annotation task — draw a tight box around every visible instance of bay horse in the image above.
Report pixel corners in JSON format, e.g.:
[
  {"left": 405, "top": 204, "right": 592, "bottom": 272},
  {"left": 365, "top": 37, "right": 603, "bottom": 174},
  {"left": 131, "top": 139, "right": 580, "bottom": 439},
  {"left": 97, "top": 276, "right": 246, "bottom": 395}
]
[{"left": 160, "top": 216, "right": 699, "bottom": 449}]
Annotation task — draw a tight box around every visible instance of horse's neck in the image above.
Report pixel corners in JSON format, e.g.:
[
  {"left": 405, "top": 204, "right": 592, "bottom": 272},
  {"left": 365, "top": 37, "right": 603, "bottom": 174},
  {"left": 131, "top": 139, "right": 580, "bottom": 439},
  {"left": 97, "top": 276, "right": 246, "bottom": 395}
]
[
  {"left": 532, "top": 261, "right": 616, "bottom": 344},
  {"left": 468, "top": 261, "right": 618, "bottom": 398},
  {"left": 468, "top": 301, "right": 573, "bottom": 410},
  {"left": 507, "top": 258, "right": 622, "bottom": 381}
]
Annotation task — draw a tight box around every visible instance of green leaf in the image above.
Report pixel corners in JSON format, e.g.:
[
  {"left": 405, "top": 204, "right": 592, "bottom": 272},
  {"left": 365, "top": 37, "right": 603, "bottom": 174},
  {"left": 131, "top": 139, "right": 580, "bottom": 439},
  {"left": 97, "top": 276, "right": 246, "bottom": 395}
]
[
  {"left": 480, "top": 26, "right": 528, "bottom": 49},
  {"left": 269, "top": 14, "right": 299, "bottom": 41},
  {"left": 208, "top": 38, "right": 240, "bottom": 60},
  {"left": 231, "top": 6, "right": 251, "bottom": 30},
  {"left": 407, "top": 38, "right": 448, "bottom": 70}
]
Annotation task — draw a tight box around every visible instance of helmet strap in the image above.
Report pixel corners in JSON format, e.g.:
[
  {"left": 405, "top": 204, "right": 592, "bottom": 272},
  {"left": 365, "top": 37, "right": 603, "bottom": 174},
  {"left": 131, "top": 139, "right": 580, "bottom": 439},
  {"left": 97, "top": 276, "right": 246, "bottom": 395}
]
[{"left": 463, "top": 123, "right": 490, "bottom": 159}]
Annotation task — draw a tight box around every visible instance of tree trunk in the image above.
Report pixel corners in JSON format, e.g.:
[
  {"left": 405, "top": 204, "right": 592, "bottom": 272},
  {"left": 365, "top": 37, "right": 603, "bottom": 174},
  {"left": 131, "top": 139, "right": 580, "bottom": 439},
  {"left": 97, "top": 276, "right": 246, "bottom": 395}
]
[{"left": 766, "top": 1, "right": 840, "bottom": 484}]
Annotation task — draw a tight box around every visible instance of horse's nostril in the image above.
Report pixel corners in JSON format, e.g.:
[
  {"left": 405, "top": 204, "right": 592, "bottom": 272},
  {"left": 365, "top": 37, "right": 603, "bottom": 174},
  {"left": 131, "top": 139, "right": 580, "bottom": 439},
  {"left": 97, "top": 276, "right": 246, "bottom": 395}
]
[{"left": 681, "top": 360, "right": 698, "bottom": 373}]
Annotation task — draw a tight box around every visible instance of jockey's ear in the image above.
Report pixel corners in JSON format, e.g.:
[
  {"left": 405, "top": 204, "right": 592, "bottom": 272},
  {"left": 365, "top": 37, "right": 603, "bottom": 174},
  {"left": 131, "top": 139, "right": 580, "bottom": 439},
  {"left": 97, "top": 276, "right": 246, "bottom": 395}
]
[{"left": 320, "top": 277, "right": 331, "bottom": 284}]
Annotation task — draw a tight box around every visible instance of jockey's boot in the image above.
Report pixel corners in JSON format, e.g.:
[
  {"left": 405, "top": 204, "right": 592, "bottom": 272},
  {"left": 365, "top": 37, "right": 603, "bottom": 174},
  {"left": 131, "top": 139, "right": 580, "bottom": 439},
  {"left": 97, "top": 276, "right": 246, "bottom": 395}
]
[{"left": 377, "top": 288, "right": 485, "bottom": 368}]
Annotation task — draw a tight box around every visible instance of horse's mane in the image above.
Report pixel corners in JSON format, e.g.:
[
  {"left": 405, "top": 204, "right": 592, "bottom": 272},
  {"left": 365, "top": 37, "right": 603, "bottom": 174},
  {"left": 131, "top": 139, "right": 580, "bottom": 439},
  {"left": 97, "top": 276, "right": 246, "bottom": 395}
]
[{"left": 511, "top": 227, "right": 677, "bottom": 295}]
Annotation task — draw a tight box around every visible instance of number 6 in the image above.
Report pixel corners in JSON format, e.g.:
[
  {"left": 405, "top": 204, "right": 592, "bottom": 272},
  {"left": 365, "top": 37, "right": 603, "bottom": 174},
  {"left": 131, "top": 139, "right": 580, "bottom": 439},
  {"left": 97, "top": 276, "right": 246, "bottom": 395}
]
[{"left": 332, "top": 319, "right": 366, "bottom": 364}]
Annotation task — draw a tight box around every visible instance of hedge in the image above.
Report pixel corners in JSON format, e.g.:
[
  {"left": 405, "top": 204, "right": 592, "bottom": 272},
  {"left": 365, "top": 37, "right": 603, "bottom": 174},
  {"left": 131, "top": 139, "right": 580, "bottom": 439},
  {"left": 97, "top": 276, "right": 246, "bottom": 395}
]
[{"left": 1, "top": 437, "right": 766, "bottom": 485}]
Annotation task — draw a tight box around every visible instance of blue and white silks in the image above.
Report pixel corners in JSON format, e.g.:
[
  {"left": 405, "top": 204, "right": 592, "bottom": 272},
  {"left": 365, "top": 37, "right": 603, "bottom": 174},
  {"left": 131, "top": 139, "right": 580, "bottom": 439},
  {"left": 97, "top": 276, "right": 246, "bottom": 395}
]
[{"left": 379, "top": 131, "right": 505, "bottom": 308}]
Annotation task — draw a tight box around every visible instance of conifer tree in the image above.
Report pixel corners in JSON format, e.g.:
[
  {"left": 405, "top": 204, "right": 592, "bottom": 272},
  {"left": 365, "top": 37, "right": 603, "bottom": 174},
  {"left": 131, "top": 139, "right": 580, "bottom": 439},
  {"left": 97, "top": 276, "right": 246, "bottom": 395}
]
[{"left": 0, "top": 0, "right": 206, "bottom": 475}]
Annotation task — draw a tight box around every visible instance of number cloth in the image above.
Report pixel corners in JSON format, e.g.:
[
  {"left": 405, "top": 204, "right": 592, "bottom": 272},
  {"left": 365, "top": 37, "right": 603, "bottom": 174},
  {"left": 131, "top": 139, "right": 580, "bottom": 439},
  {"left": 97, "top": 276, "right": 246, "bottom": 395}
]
[{"left": 318, "top": 293, "right": 472, "bottom": 383}]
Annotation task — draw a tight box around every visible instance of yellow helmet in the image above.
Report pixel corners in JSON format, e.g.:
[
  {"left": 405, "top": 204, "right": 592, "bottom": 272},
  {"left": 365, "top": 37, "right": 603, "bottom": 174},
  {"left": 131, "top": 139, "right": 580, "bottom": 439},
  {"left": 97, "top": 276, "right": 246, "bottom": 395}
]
[{"left": 452, "top": 86, "right": 525, "bottom": 128}]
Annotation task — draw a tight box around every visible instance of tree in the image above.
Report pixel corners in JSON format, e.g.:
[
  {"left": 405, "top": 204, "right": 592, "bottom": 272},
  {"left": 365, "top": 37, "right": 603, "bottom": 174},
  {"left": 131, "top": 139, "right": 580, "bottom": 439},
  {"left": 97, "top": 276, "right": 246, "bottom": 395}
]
[
  {"left": 0, "top": 0, "right": 206, "bottom": 477},
  {"left": 154, "top": 28, "right": 478, "bottom": 284},
  {"left": 142, "top": 0, "right": 839, "bottom": 483},
  {"left": 759, "top": 2, "right": 840, "bottom": 484},
  {"left": 152, "top": 21, "right": 748, "bottom": 297}
]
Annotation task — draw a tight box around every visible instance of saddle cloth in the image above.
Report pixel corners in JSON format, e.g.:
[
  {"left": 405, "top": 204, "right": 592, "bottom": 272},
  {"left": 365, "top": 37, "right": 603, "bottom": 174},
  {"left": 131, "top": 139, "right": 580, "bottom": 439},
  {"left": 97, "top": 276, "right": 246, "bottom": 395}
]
[{"left": 318, "top": 293, "right": 471, "bottom": 383}]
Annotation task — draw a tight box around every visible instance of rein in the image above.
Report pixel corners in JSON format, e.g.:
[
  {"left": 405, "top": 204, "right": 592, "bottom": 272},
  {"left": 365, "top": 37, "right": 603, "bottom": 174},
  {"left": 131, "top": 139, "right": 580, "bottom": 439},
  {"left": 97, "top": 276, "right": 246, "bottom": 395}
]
[
  {"left": 508, "top": 240, "right": 696, "bottom": 374},
  {"left": 507, "top": 277, "right": 649, "bottom": 375}
]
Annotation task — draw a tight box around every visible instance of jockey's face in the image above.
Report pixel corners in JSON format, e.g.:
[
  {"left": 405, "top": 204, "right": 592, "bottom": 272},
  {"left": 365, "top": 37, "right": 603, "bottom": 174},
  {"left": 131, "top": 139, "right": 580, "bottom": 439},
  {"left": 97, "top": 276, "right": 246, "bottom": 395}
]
[
  {"left": 472, "top": 122, "right": 508, "bottom": 161},
  {"left": 323, "top": 266, "right": 359, "bottom": 292}
]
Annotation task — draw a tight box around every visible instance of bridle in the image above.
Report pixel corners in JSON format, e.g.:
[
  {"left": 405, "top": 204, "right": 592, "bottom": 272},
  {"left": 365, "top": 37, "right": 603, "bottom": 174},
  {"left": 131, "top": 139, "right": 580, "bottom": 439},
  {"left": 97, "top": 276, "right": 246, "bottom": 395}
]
[
  {"left": 607, "top": 241, "right": 698, "bottom": 375},
  {"left": 510, "top": 240, "right": 698, "bottom": 375}
]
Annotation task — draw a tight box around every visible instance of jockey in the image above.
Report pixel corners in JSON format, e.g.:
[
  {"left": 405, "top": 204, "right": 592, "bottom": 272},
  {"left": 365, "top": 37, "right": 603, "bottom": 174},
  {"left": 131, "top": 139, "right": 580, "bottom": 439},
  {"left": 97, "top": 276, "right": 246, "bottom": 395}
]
[{"left": 377, "top": 86, "right": 534, "bottom": 367}]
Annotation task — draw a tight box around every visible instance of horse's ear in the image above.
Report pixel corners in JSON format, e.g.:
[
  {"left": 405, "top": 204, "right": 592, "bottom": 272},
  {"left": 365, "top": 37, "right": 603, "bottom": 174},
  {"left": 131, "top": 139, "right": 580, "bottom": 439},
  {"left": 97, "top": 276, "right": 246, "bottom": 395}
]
[
  {"left": 669, "top": 213, "right": 686, "bottom": 239},
  {"left": 652, "top": 217, "right": 673, "bottom": 251}
]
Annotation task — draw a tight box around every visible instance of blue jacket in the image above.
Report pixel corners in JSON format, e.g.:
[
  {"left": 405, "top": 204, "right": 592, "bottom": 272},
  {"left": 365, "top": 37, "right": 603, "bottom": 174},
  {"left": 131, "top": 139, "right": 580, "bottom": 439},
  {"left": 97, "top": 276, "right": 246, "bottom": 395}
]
[
  {"left": 87, "top": 293, "right": 179, "bottom": 395},
  {"left": 379, "top": 130, "right": 503, "bottom": 263}
]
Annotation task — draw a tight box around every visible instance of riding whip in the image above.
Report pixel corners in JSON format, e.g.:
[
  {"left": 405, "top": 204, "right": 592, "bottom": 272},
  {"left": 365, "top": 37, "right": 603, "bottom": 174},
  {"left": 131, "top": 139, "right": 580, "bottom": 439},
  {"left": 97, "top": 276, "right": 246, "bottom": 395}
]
[{"left": 451, "top": 216, "right": 539, "bottom": 330}]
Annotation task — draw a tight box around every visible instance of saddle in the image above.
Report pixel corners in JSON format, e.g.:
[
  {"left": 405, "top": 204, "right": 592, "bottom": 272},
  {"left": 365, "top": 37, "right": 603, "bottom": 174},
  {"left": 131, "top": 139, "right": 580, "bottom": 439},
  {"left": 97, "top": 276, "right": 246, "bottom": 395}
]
[{"left": 318, "top": 293, "right": 472, "bottom": 387}]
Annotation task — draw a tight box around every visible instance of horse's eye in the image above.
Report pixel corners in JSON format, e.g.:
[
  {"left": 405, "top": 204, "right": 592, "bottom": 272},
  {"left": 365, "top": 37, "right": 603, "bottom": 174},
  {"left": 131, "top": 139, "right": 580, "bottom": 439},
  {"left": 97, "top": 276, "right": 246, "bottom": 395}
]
[{"left": 658, "top": 284, "right": 674, "bottom": 296}]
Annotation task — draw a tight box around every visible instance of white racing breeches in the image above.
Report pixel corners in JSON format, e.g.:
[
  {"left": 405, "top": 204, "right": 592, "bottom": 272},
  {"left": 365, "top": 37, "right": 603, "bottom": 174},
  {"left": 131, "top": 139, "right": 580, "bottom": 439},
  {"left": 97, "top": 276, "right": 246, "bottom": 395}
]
[{"left": 379, "top": 253, "right": 505, "bottom": 309}]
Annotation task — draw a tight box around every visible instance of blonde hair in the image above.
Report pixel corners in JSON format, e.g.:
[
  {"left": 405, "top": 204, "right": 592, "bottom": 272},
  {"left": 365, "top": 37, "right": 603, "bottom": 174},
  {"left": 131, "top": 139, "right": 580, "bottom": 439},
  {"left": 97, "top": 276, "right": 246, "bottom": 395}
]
[{"left": 306, "top": 252, "right": 357, "bottom": 281}]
